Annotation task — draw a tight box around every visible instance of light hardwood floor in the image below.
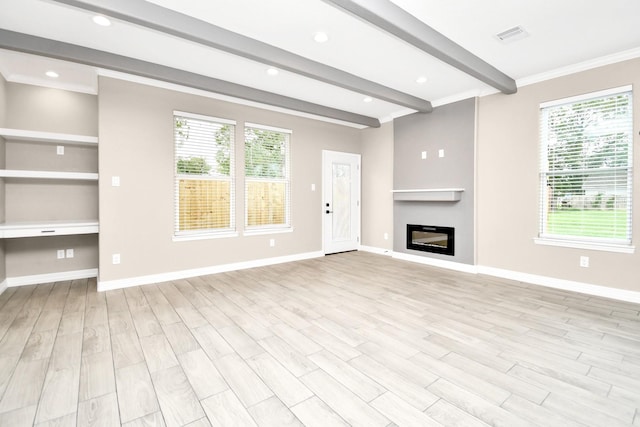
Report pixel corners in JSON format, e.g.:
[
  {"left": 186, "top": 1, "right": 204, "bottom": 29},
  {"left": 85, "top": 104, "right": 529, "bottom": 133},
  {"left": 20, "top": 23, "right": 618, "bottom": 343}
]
[{"left": 0, "top": 251, "right": 639, "bottom": 426}]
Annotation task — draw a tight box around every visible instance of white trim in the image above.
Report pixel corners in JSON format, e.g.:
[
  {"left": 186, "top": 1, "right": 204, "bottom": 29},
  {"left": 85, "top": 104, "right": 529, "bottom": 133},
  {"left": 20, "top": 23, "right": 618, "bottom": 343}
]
[
  {"left": 173, "top": 231, "right": 239, "bottom": 242},
  {"left": 391, "top": 251, "right": 640, "bottom": 304},
  {"left": 379, "top": 107, "right": 417, "bottom": 124},
  {"left": 3, "top": 74, "right": 98, "bottom": 95},
  {"left": 518, "top": 47, "right": 640, "bottom": 89},
  {"left": 391, "top": 188, "right": 465, "bottom": 193},
  {"left": 477, "top": 265, "right": 640, "bottom": 304},
  {"left": 6, "top": 268, "right": 98, "bottom": 287},
  {"left": 0, "top": 279, "right": 7, "bottom": 296},
  {"left": 97, "top": 251, "right": 324, "bottom": 292},
  {"left": 391, "top": 251, "right": 478, "bottom": 274},
  {"left": 243, "top": 227, "right": 294, "bottom": 237},
  {"left": 358, "top": 245, "right": 392, "bottom": 256},
  {"left": 431, "top": 89, "right": 489, "bottom": 108},
  {"left": 244, "top": 122, "right": 292, "bottom": 134},
  {"left": 98, "top": 69, "right": 366, "bottom": 129},
  {"left": 534, "top": 237, "right": 635, "bottom": 254},
  {"left": 174, "top": 110, "right": 236, "bottom": 125},
  {"left": 539, "top": 85, "right": 632, "bottom": 108},
  {"left": 0, "top": 128, "right": 98, "bottom": 144}
]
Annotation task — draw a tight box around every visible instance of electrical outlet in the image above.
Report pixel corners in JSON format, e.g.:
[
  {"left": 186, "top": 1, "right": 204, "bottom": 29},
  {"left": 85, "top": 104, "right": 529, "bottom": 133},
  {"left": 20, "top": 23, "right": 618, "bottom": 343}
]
[
  {"left": 438, "top": 149, "right": 445, "bottom": 158},
  {"left": 56, "top": 145, "right": 64, "bottom": 155},
  {"left": 57, "top": 249, "right": 65, "bottom": 259},
  {"left": 384, "top": 232, "right": 389, "bottom": 240},
  {"left": 311, "top": 183, "right": 316, "bottom": 191},
  {"left": 269, "top": 239, "right": 275, "bottom": 247},
  {"left": 112, "top": 176, "right": 120, "bottom": 187},
  {"left": 421, "top": 151, "right": 427, "bottom": 159},
  {"left": 579, "top": 256, "right": 589, "bottom": 268},
  {"left": 112, "top": 253, "right": 121, "bottom": 264},
  {"left": 66, "top": 249, "right": 74, "bottom": 258}
]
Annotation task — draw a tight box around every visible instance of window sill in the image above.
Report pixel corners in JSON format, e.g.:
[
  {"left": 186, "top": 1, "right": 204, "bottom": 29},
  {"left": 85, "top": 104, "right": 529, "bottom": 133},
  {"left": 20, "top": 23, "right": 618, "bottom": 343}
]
[
  {"left": 244, "top": 227, "right": 293, "bottom": 237},
  {"left": 533, "top": 237, "right": 635, "bottom": 254},
  {"left": 173, "top": 231, "right": 239, "bottom": 242}
]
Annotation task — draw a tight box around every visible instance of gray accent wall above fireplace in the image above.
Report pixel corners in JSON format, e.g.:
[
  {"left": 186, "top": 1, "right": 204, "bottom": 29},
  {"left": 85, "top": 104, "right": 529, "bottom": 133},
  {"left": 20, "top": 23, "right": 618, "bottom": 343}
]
[{"left": 393, "top": 98, "right": 476, "bottom": 264}]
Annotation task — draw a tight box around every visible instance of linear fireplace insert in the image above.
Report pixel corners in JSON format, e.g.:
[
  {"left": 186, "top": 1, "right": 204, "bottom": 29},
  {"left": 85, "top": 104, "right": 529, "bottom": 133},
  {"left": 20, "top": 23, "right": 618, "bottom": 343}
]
[{"left": 407, "top": 224, "right": 455, "bottom": 256}]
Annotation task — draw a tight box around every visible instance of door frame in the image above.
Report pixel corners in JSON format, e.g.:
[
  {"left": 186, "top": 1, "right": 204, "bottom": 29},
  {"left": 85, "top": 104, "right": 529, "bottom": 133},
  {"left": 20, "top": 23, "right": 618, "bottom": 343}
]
[{"left": 322, "top": 150, "right": 361, "bottom": 254}]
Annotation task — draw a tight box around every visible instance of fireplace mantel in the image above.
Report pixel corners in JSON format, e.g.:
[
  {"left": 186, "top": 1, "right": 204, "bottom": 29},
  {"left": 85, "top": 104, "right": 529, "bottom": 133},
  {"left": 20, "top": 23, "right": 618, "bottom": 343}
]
[{"left": 392, "top": 188, "right": 464, "bottom": 202}]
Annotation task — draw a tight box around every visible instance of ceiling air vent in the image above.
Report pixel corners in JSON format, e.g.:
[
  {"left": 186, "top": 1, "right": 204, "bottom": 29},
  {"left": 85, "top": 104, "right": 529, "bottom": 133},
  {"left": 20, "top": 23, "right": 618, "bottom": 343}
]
[{"left": 496, "top": 25, "right": 529, "bottom": 43}]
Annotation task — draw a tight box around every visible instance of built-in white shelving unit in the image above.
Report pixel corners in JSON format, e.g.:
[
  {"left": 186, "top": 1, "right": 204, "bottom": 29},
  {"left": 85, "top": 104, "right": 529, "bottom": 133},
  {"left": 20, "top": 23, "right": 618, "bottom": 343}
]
[{"left": 0, "top": 125, "right": 99, "bottom": 286}]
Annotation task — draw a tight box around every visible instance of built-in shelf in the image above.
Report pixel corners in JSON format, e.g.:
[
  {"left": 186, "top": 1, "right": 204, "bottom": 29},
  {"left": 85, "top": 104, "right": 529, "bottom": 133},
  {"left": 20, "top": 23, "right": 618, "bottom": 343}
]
[
  {"left": 392, "top": 188, "right": 465, "bottom": 202},
  {"left": 0, "top": 220, "right": 99, "bottom": 239},
  {"left": 0, "top": 170, "right": 99, "bottom": 180},
  {"left": 0, "top": 128, "right": 98, "bottom": 145}
]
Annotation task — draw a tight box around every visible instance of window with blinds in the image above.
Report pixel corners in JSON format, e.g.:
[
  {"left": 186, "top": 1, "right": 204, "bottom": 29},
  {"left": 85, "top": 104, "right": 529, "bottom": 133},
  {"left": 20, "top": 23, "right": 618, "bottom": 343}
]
[
  {"left": 244, "top": 123, "right": 291, "bottom": 231},
  {"left": 174, "top": 111, "right": 235, "bottom": 237},
  {"left": 539, "top": 86, "right": 633, "bottom": 247}
]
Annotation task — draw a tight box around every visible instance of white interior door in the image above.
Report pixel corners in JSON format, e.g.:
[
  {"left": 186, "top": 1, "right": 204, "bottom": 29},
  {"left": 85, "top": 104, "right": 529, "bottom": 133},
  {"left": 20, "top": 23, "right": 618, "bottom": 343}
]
[{"left": 322, "top": 150, "right": 361, "bottom": 254}]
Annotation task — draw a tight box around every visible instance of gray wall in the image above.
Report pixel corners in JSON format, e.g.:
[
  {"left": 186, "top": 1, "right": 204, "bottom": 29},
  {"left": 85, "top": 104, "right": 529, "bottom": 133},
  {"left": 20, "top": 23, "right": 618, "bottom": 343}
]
[
  {"left": 98, "top": 77, "right": 363, "bottom": 282},
  {"left": 361, "top": 121, "right": 394, "bottom": 251},
  {"left": 393, "top": 98, "right": 476, "bottom": 264},
  {"left": 2, "top": 82, "right": 98, "bottom": 279}
]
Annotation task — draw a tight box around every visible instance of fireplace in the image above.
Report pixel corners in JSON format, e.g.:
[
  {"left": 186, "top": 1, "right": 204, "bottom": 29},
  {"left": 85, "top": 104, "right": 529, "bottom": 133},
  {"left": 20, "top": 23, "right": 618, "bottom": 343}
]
[{"left": 407, "top": 224, "right": 455, "bottom": 256}]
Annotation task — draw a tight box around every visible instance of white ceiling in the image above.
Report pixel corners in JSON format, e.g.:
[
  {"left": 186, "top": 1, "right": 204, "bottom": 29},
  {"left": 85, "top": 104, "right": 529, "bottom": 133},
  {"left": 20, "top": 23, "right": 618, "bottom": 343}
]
[{"left": 1, "top": 0, "right": 639, "bottom": 126}]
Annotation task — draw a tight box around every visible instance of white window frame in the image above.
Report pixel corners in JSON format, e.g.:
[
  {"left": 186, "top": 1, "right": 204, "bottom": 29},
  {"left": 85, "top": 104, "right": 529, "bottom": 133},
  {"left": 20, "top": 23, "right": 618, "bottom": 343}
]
[
  {"left": 244, "top": 122, "right": 292, "bottom": 234},
  {"left": 535, "top": 86, "right": 634, "bottom": 253},
  {"left": 173, "top": 111, "right": 237, "bottom": 241}
]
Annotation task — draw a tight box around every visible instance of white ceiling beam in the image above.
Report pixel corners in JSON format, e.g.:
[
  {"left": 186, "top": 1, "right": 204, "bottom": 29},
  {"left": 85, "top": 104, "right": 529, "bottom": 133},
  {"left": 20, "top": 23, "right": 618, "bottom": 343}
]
[
  {"left": 50, "top": 0, "right": 433, "bottom": 113},
  {"left": 321, "top": 0, "right": 517, "bottom": 94},
  {"left": 0, "top": 29, "right": 381, "bottom": 128}
]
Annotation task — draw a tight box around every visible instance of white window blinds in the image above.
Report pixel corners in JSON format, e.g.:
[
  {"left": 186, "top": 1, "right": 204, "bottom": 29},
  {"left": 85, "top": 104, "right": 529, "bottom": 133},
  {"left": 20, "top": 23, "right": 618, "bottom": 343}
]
[
  {"left": 539, "top": 86, "right": 633, "bottom": 246},
  {"left": 244, "top": 123, "right": 291, "bottom": 230},
  {"left": 174, "top": 111, "right": 235, "bottom": 236}
]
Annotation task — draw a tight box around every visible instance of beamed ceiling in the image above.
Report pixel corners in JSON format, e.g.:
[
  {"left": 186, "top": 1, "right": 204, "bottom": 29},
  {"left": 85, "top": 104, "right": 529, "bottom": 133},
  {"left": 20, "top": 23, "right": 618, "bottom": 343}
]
[{"left": 1, "top": 0, "right": 639, "bottom": 127}]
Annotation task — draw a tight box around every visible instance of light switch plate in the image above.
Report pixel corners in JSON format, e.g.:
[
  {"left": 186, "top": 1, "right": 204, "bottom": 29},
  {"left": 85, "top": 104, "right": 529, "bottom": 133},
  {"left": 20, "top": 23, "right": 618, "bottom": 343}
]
[
  {"left": 112, "top": 176, "right": 120, "bottom": 187},
  {"left": 56, "top": 145, "right": 64, "bottom": 155}
]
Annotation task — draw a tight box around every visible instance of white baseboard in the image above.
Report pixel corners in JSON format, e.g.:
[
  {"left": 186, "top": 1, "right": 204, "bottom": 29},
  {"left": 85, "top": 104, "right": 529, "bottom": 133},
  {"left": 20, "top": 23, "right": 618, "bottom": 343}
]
[
  {"left": 6, "top": 268, "right": 99, "bottom": 287},
  {"left": 0, "top": 279, "right": 7, "bottom": 295},
  {"left": 358, "top": 245, "right": 393, "bottom": 256},
  {"left": 477, "top": 265, "right": 640, "bottom": 304},
  {"left": 387, "top": 252, "right": 640, "bottom": 304},
  {"left": 98, "top": 251, "right": 324, "bottom": 292},
  {"left": 392, "top": 251, "right": 478, "bottom": 274}
]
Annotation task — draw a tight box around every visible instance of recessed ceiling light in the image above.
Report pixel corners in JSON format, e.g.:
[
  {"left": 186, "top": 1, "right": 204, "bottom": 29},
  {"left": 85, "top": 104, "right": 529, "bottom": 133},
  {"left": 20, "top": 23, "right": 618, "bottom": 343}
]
[
  {"left": 416, "top": 76, "right": 427, "bottom": 84},
  {"left": 92, "top": 15, "right": 111, "bottom": 27},
  {"left": 45, "top": 70, "right": 59, "bottom": 78},
  {"left": 313, "top": 32, "right": 329, "bottom": 43},
  {"left": 363, "top": 97, "right": 373, "bottom": 103},
  {"left": 266, "top": 67, "right": 279, "bottom": 76}
]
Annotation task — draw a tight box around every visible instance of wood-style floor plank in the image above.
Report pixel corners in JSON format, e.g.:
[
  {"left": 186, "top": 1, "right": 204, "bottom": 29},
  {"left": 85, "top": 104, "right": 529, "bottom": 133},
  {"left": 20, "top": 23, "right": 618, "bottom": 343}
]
[
  {"left": 115, "top": 362, "right": 160, "bottom": 424},
  {"left": 151, "top": 365, "right": 204, "bottom": 427},
  {"left": 0, "top": 252, "right": 638, "bottom": 427}
]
